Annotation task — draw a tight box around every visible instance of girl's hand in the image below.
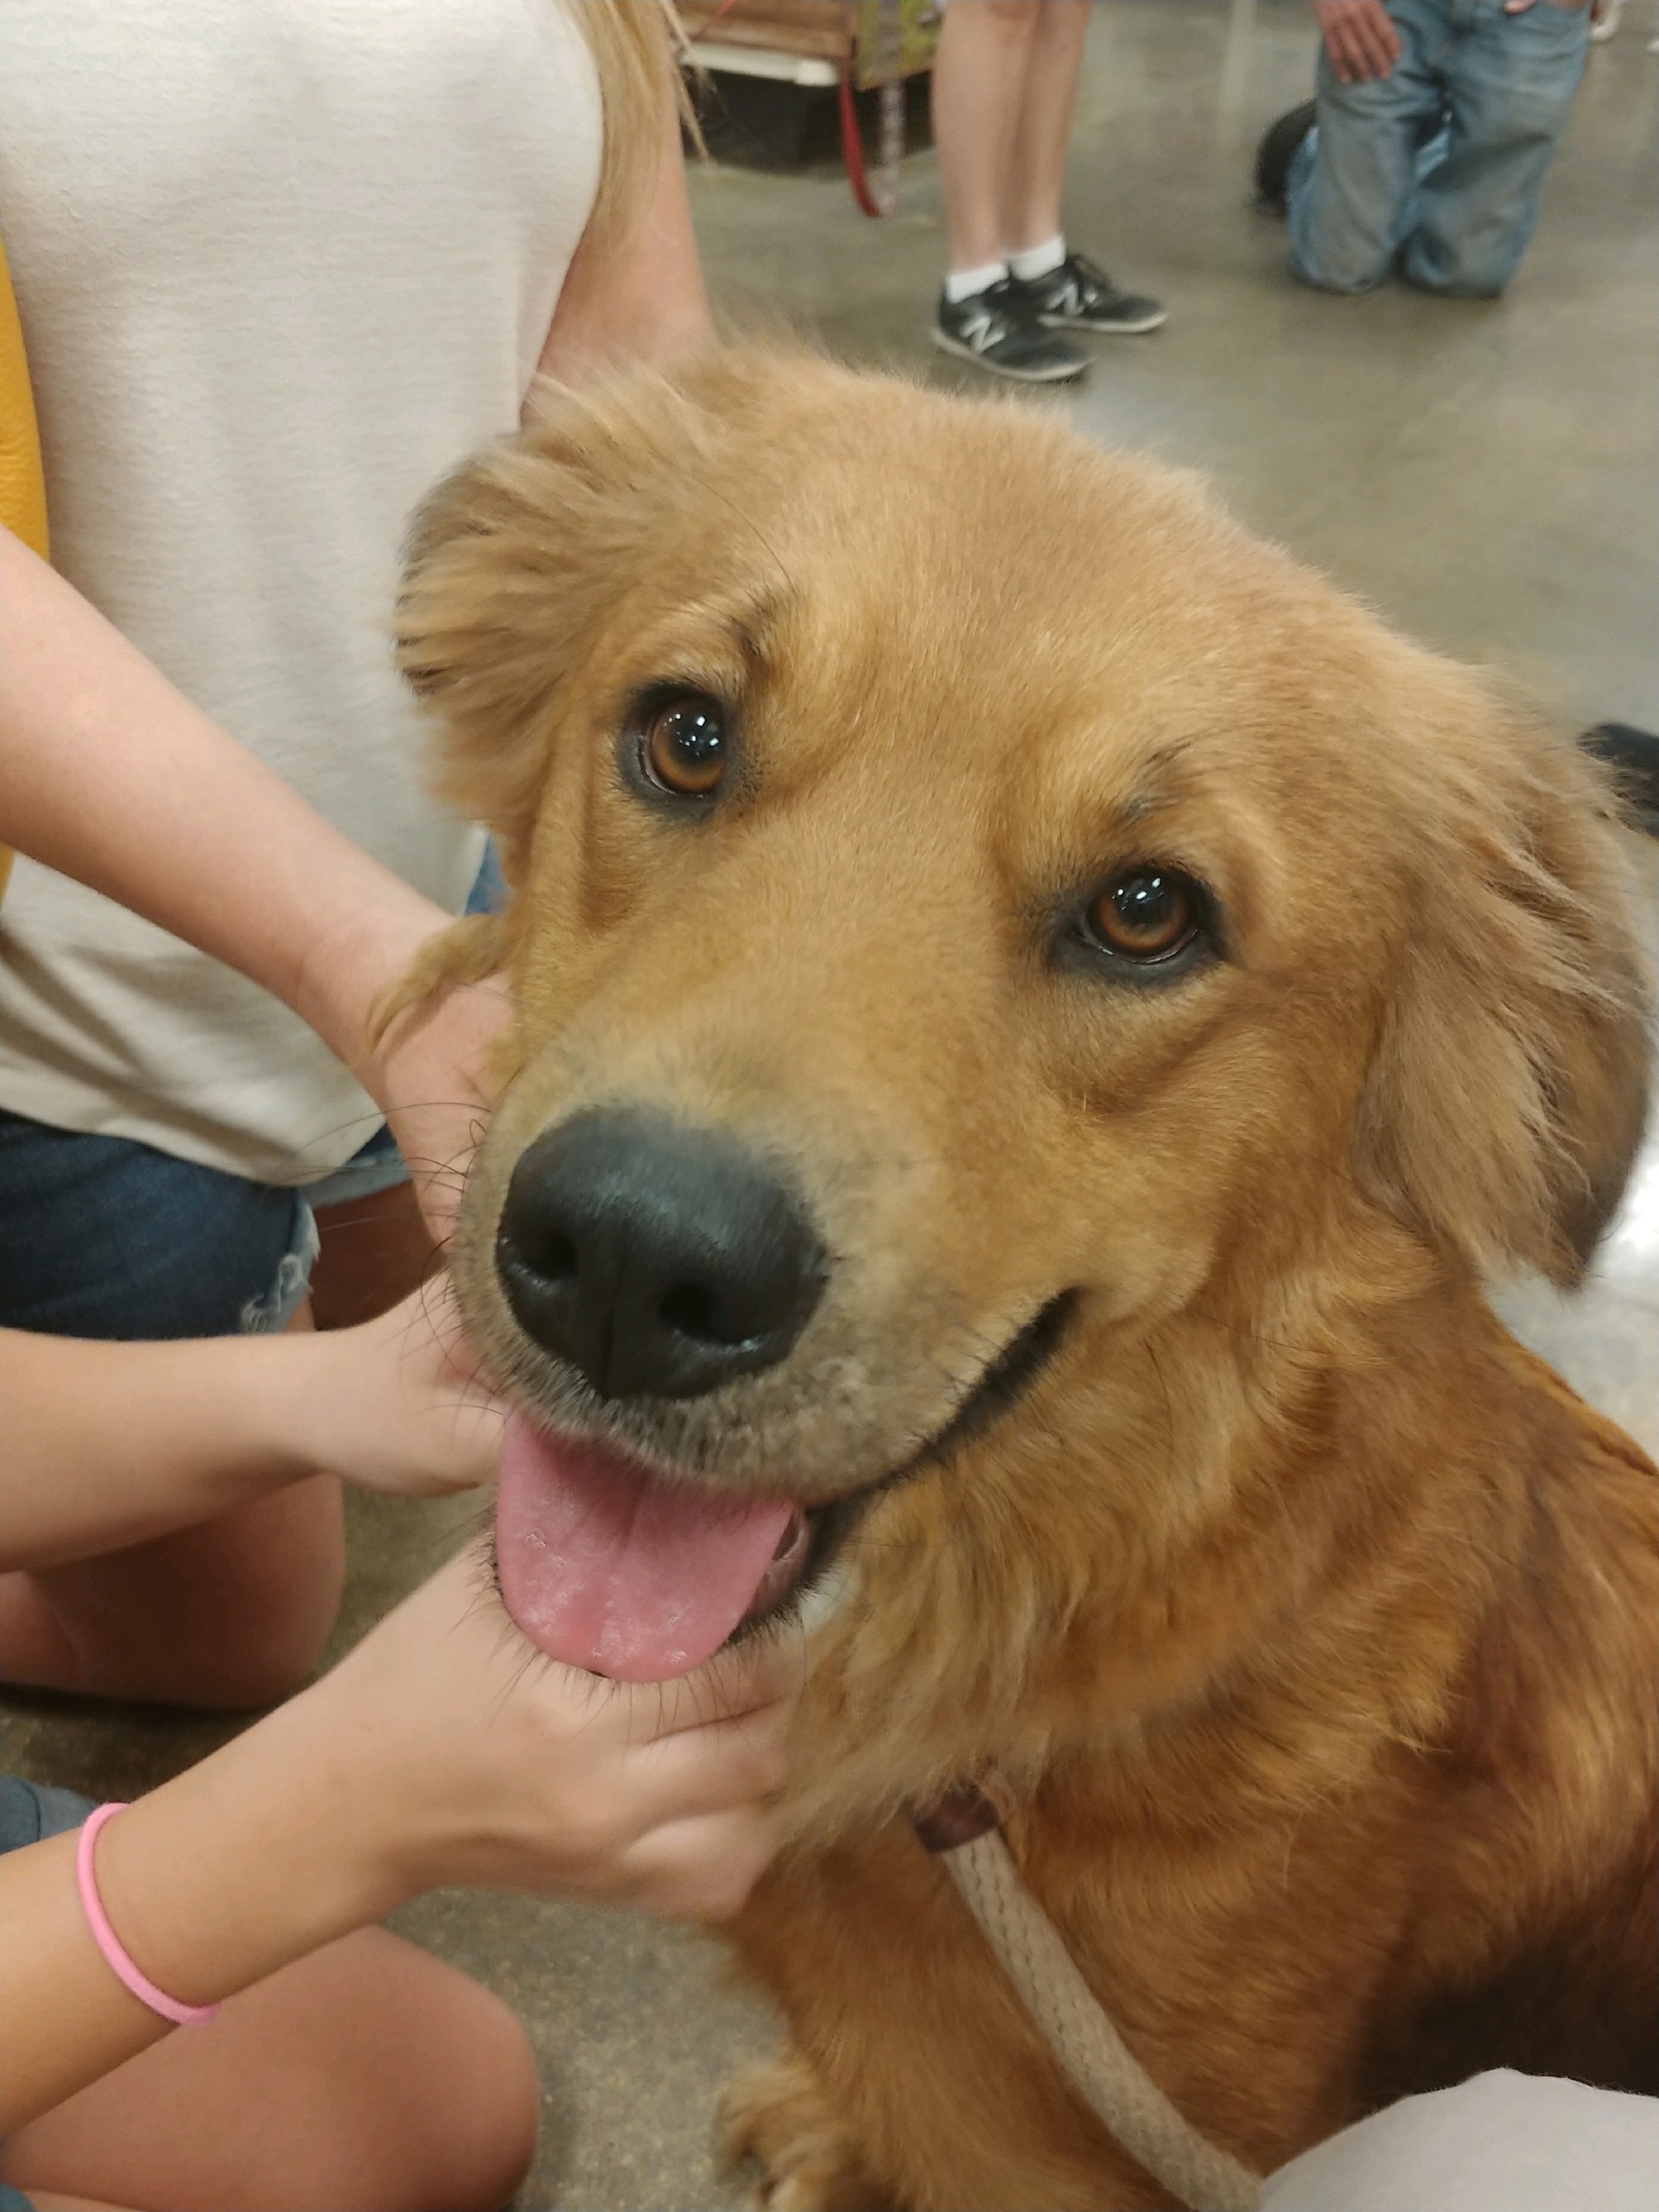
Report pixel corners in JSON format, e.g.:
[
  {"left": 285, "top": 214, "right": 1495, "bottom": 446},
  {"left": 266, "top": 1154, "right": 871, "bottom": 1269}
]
[
  {"left": 287, "top": 1283, "right": 507, "bottom": 1499},
  {"left": 11, "top": 1542, "right": 799, "bottom": 2133},
  {"left": 302, "top": 1543, "right": 798, "bottom": 1921},
  {"left": 363, "top": 959, "right": 514, "bottom": 1248},
  {"left": 93, "top": 1543, "right": 797, "bottom": 2038}
]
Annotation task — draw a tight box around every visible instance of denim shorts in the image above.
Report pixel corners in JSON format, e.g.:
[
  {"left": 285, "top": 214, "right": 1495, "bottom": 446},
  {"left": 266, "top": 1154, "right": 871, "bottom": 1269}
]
[
  {"left": 0, "top": 1113, "right": 404, "bottom": 1340},
  {"left": 0, "top": 844, "right": 501, "bottom": 1342}
]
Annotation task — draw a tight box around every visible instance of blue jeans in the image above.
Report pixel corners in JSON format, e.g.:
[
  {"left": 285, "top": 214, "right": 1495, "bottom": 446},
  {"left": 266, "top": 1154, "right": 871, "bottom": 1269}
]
[{"left": 1287, "top": 0, "right": 1589, "bottom": 297}]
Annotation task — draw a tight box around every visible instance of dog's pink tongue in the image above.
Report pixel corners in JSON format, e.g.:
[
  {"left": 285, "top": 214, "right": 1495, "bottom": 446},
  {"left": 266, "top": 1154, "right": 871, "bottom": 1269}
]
[{"left": 494, "top": 1414, "right": 796, "bottom": 1681}]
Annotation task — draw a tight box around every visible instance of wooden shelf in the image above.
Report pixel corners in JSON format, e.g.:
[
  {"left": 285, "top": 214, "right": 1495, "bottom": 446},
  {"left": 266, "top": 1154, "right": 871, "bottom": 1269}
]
[
  {"left": 680, "top": 1, "right": 852, "bottom": 67},
  {"left": 680, "top": 1, "right": 938, "bottom": 87}
]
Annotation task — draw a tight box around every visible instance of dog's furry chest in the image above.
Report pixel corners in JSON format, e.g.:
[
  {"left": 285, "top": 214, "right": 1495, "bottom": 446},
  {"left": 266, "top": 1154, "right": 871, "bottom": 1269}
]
[{"left": 734, "top": 1384, "right": 1659, "bottom": 2209}]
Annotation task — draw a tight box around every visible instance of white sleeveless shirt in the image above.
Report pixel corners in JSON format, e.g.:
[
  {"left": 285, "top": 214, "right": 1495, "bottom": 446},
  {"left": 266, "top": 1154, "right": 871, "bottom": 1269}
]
[{"left": 0, "top": 1, "right": 600, "bottom": 1181}]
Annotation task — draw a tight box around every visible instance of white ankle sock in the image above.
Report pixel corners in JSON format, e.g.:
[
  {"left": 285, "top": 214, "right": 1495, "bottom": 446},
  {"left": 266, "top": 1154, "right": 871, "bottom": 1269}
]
[
  {"left": 1008, "top": 234, "right": 1066, "bottom": 282},
  {"left": 944, "top": 259, "right": 1007, "bottom": 303}
]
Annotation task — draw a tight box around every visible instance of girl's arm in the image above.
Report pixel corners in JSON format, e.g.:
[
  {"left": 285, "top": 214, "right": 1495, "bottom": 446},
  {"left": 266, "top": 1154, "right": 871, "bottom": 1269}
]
[
  {"left": 0, "top": 526, "right": 444, "bottom": 1065},
  {"left": 1, "top": 1546, "right": 796, "bottom": 2132},
  {"left": 0, "top": 527, "right": 508, "bottom": 1232},
  {"left": 0, "top": 1290, "right": 502, "bottom": 1571},
  {"left": 531, "top": 92, "right": 711, "bottom": 392}
]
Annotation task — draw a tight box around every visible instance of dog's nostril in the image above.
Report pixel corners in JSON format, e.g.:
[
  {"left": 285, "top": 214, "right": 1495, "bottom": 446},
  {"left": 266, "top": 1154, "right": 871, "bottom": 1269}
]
[
  {"left": 536, "top": 1229, "right": 578, "bottom": 1283},
  {"left": 659, "top": 1280, "right": 735, "bottom": 1346},
  {"left": 501, "top": 1224, "right": 578, "bottom": 1286}
]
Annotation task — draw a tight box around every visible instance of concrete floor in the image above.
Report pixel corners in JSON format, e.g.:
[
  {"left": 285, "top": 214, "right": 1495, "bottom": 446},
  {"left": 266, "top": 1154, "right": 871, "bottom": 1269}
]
[{"left": 3, "top": 4, "right": 1656, "bottom": 2205}]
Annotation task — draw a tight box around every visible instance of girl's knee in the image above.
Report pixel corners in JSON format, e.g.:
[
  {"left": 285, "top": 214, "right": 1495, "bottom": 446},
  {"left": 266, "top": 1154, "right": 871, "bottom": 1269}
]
[
  {"left": 254, "top": 1936, "right": 539, "bottom": 2212},
  {"left": 429, "top": 1984, "right": 540, "bottom": 2212},
  {"left": 5, "top": 1478, "right": 345, "bottom": 1709},
  {"left": 159, "top": 1477, "right": 347, "bottom": 1707},
  {"left": 338, "top": 1951, "right": 539, "bottom": 2212}
]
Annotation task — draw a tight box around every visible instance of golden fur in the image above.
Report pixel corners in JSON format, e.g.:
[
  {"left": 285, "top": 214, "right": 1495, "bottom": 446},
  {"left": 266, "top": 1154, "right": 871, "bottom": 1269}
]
[{"left": 397, "top": 350, "right": 1657, "bottom": 2210}]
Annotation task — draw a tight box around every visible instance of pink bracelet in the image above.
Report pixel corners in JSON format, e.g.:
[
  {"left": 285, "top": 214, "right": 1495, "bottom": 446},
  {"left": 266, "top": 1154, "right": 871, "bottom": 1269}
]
[{"left": 74, "top": 1802, "right": 220, "bottom": 2028}]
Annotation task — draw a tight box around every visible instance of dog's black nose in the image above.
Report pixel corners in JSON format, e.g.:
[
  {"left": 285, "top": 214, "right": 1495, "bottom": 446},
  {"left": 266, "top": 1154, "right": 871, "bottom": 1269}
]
[{"left": 495, "top": 1109, "right": 828, "bottom": 1401}]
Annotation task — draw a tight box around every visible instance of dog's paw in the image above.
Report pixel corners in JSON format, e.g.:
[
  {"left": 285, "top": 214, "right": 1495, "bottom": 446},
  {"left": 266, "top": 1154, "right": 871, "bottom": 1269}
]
[{"left": 719, "top": 2056, "right": 889, "bottom": 2212}]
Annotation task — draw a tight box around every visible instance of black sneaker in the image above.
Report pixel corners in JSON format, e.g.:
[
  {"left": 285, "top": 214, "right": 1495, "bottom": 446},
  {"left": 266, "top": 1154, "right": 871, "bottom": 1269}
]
[
  {"left": 1254, "top": 100, "right": 1318, "bottom": 216},
  {"left": 1014, "top": 251, "right": 1167, "bottom": 335},
  {"left": 932, "top": 278, "right": 1088, "bottom": 383}
]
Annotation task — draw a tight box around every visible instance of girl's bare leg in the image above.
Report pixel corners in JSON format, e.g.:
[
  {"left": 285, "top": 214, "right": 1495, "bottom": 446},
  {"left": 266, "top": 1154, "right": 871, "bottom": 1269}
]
[
  {"left": 931, "top": 0, "right": 1046, "bottom": 273},
  {"left": 1003, "top": 0, "right": 1092, "bottom": 253},
  {"left": 1, "top": 1928, "right": 538, "bottom": 2212}
]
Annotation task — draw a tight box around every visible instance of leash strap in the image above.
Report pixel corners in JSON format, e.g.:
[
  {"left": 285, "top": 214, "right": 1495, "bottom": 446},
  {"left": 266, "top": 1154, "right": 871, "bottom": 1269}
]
[{"left": 942, "top": 1831, "right": 1263, "bottom": 2212}]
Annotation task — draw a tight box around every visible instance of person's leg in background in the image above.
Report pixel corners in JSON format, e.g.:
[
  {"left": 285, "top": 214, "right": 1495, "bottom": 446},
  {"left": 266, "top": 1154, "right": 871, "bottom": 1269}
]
[
  {"left": 1287, "top": 0, "right": 1452, "bottom": 291},
  {"left": 933, "top": 0, "right": 1045, "bottom": 285},
  {"left": 1001, "top": 0, "right": 1167, "bottom": 337},
  {"left": 929, "top": 1, "right": 1087, "bottom": 380},
  {"left": 1401, "top": 0, "right": 1589, "bottom": 296},
  {"left": 1001, "top": 0, "right": 1091, "bottom": 260},
  {"left": 0, "top": 1446, "right": 345, "bottom": 1713}
]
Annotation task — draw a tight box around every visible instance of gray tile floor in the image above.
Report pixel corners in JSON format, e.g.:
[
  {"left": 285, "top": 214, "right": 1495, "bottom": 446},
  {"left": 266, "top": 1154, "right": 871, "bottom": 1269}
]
[{"left": 3, "top": 3, "right": 1656, "bottom": 2204}]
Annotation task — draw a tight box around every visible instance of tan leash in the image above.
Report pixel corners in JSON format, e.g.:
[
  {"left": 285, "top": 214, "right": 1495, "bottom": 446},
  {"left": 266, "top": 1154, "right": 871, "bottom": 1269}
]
[{"left": 918, "top": 1792, "right": 1263, "bottom": 2212}]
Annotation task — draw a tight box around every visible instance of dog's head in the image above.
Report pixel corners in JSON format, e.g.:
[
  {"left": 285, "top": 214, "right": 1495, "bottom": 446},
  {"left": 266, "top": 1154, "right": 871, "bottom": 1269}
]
[{"left": 400, "top": 352, "right": 1649, "bottom": 1807}]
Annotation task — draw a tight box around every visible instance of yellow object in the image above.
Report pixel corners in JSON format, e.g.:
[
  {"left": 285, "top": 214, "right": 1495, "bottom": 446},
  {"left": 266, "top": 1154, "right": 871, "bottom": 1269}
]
[
  {"left": 1, "top": 238, "right": 49, "bottom": 560},
  {"left": 1, "top": 232, "right": 49, "bottom": 899},
  {"left": 854, "top": 0, "right": 939, "bottom": 89}
]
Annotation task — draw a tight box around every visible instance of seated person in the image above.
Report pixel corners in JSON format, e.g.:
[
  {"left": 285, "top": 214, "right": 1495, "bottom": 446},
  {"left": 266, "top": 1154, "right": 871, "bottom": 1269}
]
[{"left": 1256, "top": 0, "right": 1592, "bottom": 297}]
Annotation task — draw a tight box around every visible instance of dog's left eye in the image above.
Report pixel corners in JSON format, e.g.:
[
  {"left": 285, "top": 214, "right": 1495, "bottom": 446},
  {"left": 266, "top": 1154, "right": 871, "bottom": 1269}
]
[
  {"left": 638, "top": 693, "right": 728, "bottom": 798},
  {"left": 1081, "top": 867, "right": 1205, "bottom": 963}
]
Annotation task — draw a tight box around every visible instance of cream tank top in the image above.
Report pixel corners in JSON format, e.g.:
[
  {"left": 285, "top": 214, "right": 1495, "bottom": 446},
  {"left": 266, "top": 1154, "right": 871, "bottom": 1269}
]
[{"left": 0, "top": 1, "right": 600, "bottom": 1182}]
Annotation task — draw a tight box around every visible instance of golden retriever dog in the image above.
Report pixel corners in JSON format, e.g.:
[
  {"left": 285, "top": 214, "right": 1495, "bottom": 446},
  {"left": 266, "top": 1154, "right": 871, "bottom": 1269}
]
[{"left": 394, "top": 349, "right": 1657, "bottom": 2210}]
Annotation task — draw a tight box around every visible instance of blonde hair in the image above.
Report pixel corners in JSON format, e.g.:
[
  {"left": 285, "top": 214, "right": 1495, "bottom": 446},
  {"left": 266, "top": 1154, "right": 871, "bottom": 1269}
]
[{"left": 567, "top": 0, "right": 695, "bottom": 245}]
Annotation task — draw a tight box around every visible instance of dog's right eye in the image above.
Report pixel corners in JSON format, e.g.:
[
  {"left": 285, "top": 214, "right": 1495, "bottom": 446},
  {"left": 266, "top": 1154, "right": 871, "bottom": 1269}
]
[
  {"left": 1065, "top": 862, "right": 1216, "bottom": 981},
  {"left": 637, "top": 692, "right": 728, "bottom": 799},
  {"left": 1086, "top": 868, "right": 1198, "bottom": 960}
]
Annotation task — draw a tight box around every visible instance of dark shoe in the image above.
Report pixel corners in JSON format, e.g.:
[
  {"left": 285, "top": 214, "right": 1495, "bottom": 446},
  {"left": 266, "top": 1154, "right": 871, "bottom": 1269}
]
[
  {"left": 1254, "top": 99, "right": 1318, "bottom": 216},
  {"left": 1581, "top": 723, "right": 1659, "bottom": 836},
  {"left": 931, "top": 279, "right": 1088, "bottom": 384},
  {"left": 1014, "top": 251, "right": 1166, "bottom": 335}
]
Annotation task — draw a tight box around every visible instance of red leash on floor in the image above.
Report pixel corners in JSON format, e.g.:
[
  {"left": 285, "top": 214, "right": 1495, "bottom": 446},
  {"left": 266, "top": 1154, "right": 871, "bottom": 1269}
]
[
  {"left": 838, "top": 67, "right": 889, "bottom": 218},
  {"left": 690, "top": 0, "right": 909, "bottom": 221},
  {"left": 840, "top": 0, "right": 908, "bottom": 219}
]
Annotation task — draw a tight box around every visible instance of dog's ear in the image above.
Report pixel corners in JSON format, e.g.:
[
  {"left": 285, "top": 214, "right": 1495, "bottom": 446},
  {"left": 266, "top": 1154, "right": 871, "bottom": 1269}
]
[
  {"left": 1357, "top": 686, "right": 1652, "bottom": 1287},
  {"left": 395, "top": 359, "right": 750, "bottom": 887}
]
